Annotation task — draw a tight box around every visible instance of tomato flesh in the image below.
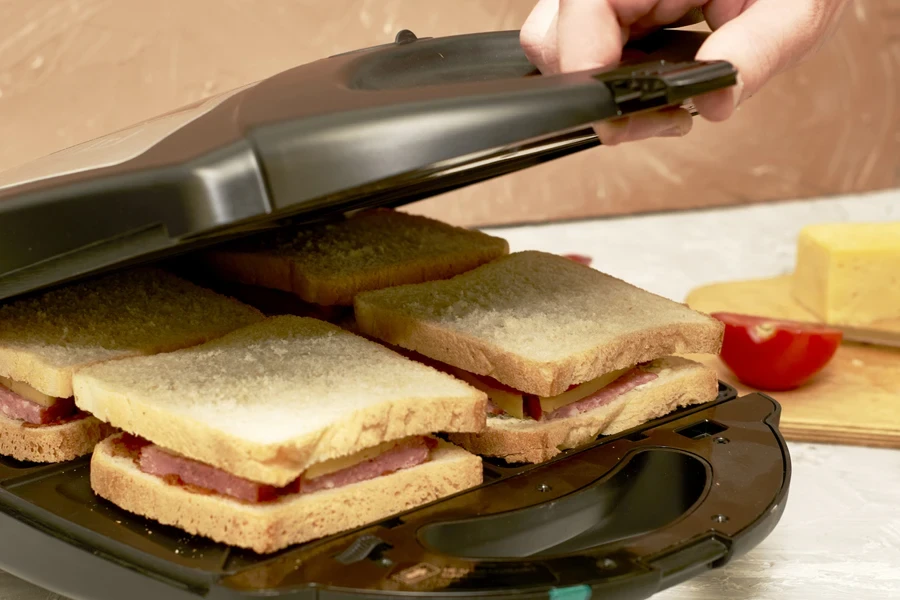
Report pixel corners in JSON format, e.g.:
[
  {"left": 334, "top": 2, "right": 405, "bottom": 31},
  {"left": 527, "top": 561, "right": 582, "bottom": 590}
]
[
  {"left": 711, "top": 312, "right": 843, "bottom": 391},
  {"left": 563, "top": 254, "right": 592, "bottom": 266}
]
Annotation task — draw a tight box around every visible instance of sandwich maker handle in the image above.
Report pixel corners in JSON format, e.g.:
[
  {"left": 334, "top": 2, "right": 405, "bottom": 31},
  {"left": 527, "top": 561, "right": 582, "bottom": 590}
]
[{"left": 252, "top": 29, "right": 738, "bottom": 213}]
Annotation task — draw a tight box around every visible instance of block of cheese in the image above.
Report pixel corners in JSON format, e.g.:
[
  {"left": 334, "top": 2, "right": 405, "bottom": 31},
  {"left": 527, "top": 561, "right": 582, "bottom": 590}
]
[{"left": 792, "top": 222, "right": 900, "bottom": 325}]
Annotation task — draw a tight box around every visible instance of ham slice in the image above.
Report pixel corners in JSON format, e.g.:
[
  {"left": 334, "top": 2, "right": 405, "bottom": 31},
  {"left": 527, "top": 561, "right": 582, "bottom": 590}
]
[
  {"left": 299, "top": 438, "right": 431, "bottom": 494},
  {"left": 485, "top": 398, "right": 504, "bottom": 416},
  {"left": 544, "top": 369, "right": 658, "bottom": 420},
  {"left": 138, "top": 436, "right": 435, "bottom": 503},
  {"left": 140, "top": 444, "right": 281, "bottom": 502},
  {"left": 0, "top": 384, "right": 75, "bottom": 425}
]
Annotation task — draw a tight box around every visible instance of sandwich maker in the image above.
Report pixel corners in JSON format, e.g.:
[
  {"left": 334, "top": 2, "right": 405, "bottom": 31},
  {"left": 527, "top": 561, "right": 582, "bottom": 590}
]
[{"left": 0, "top": 27, "right": 790, "bottom": 600}]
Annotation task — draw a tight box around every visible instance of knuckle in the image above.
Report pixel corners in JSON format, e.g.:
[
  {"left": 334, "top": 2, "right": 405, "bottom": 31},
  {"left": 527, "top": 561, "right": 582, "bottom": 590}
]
[{"left": 519, "top": 22, "right": 542, "bottom": 49}]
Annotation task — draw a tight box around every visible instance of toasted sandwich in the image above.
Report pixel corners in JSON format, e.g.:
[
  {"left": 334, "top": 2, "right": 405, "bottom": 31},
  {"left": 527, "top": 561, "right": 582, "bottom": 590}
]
[
  {"left": 0, "top": 268, "right": 264, "bottom": 463},
  {"left": 354, "top": 251, "right": 724, "bottom": 464},
  {"left": 74, "top": 316, "right": 486, "bottom": 553},
  {"left": 195, "top": 209, "right": 509, "bottom": 323}
]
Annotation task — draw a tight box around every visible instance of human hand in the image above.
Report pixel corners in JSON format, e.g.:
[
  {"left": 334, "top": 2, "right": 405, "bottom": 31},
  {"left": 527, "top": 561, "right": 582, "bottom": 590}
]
[{"left": 520, "top": 0, "right": 850, "bottom": 144}]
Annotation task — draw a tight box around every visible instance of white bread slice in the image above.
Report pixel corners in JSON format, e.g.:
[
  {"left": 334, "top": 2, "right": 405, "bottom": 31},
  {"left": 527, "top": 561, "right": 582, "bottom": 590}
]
[
  {"left": 199, "top": 209, "right": 509, "bottom": 306},
  {"left": 354, "top": 251, "right": 724, "bottom": 396},
  {"left": 74, "top": 316, "right": 487, "bottom": 487},
  {"left": 0, "top": 413, "right": 116, "bottom": 463},
  {"left": 91, "top": 434, "right": 483, "bottom": 554},
  {"left": 0, "top": 268, "right": 264, "bottom": 398},
  {"left": 448, "top": 357, "right": 718, "bottom": 464}
]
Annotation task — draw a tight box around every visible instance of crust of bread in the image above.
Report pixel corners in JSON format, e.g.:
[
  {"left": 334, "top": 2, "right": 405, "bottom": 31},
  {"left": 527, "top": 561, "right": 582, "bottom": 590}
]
[
  {"left": 0, "top": 267, "right": 263, "bottom": 398},
  {"left": 0, "top": 413, "right": 116, "bottom": 463},
  {"left": 354, "top": 251, "right": 724, "bottom": 396},
  {"left": 200, "top": 210, "right": 509, "bottom": 306},
  {"left": 91, "top": 434, "right": 483, "bottom": 554},
  {"left": 74, "top": 316, "right": 486, "bottom": 487},
  {"left": 447, "top": 357, "right": 717, "bottom": 464}
]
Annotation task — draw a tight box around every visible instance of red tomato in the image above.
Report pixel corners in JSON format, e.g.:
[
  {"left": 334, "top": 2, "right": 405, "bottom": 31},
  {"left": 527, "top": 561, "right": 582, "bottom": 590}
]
[
  {"left": 564, "top": 254, "right": 592, "bottom": 266},
  {"left": 712, "top": 312, "right": 843, "bottom": 391}
]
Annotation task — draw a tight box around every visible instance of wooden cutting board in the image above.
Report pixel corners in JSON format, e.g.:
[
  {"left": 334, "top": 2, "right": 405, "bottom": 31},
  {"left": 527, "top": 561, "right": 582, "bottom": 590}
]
[{"left": 685, "top": 275, "right": 900, "bottom": 448}]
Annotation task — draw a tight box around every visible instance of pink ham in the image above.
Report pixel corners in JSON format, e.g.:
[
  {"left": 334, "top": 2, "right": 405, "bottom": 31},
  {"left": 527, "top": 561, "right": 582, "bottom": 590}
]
[
  {"left": 544, "top": 369, "right": 658, "bottom": 421},
  {"left": 138, "top": 436, "right": 435, "bottom": 503},
  {"left": 140, "top": 445, "right": 281, "bottom": 502},
  {"left": 0, "top": 384, "right": 75, "bottom": 425},
  {"left": 485, "top": 398, "right": 504, "bottom": 416},
  {"left": 299, "top": 437, "right": 432, "bottom": 494}
]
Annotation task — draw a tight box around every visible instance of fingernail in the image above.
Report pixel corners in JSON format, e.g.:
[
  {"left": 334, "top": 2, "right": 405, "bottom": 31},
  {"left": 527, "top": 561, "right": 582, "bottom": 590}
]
[
  {"left": 660, "top": 124, "right": 689, "bottom": 137},
  {"left": 733, "top": 73, "right": 745, "bottom": 109}
]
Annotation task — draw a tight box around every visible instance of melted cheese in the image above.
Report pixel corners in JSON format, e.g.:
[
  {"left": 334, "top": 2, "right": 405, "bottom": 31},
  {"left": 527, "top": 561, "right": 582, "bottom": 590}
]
[
  {"left": 792, "top": 222, "right": 900, "bottom": 325},
  {"left": 0, "top": 376, "right": 59, "bottom": 407}
]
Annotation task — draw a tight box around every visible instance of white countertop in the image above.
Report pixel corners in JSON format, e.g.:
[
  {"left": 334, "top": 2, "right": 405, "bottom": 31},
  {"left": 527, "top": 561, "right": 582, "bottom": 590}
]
[{"left": 3, "top": 190, "right": 900, "bottom": 600}]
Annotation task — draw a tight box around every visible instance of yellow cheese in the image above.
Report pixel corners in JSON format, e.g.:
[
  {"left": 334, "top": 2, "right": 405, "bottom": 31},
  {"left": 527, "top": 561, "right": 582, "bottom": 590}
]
[
  {"left": 448, "top": 365, "right": 630, "bottom": 419},
  {"left": 0, "top": 375, "right": 59, "bottom": 407},
  {"left": 792, "top": 222, "right": 900, "bottom": 325},
  {"left": 304, "top": 439, "right": 401, "bottom": 481},
  {"left": 449, "top": 368, "right": 524, "bottom": 418},
  {"left": 538, "top": 368, "right": 630, "bottom": 414}
]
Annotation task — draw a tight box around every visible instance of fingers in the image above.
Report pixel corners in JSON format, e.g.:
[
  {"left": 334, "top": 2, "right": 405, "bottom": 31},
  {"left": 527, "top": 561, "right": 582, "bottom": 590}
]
[
  {"left": 521, "top": 0, "right": 560, "bottom": 72},
  {"left": 521, "top": 0, "right": 701, "bottom": 143},
  {"left": 694, "top": 0, "right": 850, "bottom": 121},
  {"left": 556, "top": 0, "right": 628, "bottom": 72},
  {"left": 554, "top": 0, "right": 703, "bottom": 142},
  {"left": 522, "top": 0, "right": 705, "bottom": 72},
  {"left": 594, "top": 107, "right": 693, "bottom": 146},
  {"left": 629, "top": 0, "right": 707, "bottom": 38},
  {"left": 521, "top": 0, "right": 842, "bottom": 142}
]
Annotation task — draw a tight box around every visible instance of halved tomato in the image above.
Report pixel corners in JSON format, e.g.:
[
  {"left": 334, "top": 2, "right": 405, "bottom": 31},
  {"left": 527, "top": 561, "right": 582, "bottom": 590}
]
[{"left": 711, "top": 312, "right": 843, "bottom": 391}]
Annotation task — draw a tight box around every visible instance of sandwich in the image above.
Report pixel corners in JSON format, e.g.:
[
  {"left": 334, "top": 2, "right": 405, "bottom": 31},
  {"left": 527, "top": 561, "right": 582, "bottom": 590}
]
[
  {"left": 74, "top": 316, "right": 486, "bottom": 553},
  {"left": 0, "top": 268, "right": 264, "bottom": 463},
  {"left": 353, "top": 251, "right": 725, "bottom": 464},
  {"left": 194, "top": 209, "right": 509, "bottom": 323}
]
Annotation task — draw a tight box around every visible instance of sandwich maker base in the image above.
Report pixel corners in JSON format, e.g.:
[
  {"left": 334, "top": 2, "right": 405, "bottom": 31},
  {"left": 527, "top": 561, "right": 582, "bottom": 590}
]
[{"left": 0, "top": 384, "right": 790, "bottom": 600}]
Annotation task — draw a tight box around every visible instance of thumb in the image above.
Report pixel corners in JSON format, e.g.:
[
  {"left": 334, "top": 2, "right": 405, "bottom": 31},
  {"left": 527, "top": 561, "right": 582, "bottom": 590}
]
[{"left": 693, "top": 0, "right": 849, "bottom": 122}]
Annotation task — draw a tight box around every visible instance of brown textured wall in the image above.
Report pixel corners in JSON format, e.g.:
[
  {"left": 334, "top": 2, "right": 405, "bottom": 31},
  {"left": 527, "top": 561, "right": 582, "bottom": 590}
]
[{"left": 0, "top": 0, "right": 897, "bottom": 227}]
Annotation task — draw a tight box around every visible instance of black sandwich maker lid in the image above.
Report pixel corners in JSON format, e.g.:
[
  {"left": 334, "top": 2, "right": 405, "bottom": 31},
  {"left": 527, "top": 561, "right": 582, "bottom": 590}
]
[
  {"left": 0, "top": 28, "right": 735, "bottom": 302},
  {"left": 0, "top": 27, "right": 791, "bottom": 600}
]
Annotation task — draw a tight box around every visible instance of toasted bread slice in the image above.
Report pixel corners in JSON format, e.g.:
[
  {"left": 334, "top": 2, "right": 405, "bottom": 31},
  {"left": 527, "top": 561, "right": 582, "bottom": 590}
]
[
  {"left": 0, "top": 268, "right": 264, "bottom": 398},
  {"left": 74, "top": 316, "right": 487, "bottom": 487},
  {"left": 448, "top": 357, "right": 718, "bottom": 464},
  {"left": 199, "top": 210, "right": 509, "bottom": 306},
  {"left": 0, "top": 413, "right": 116, "bottom": 463},
  {"left": 354, "top": 251, "right": 724, "bottom": 396},
  {"left": 91, "top": 434, "right": 482, "bottom": 554}
]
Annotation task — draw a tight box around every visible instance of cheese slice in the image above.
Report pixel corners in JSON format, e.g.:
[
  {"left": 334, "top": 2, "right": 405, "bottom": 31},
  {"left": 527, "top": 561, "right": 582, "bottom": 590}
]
[
  {"left": 304, "top": 439, "right": 402, "bottom": 481},
  {"left": 0, "top": 375, "right": 60, "bottom": 407},
  {"left": 448, "top": 368, "right": 525, "bottom": 418},
  {"left": 792, "top": 222, "right": 900, "bottom": 325},
  {"left": 448, "top": 366, "right": 631, "bottom": 419},
  {"left": 538, "top": 367, "right": 630, "bottom": 414}
]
